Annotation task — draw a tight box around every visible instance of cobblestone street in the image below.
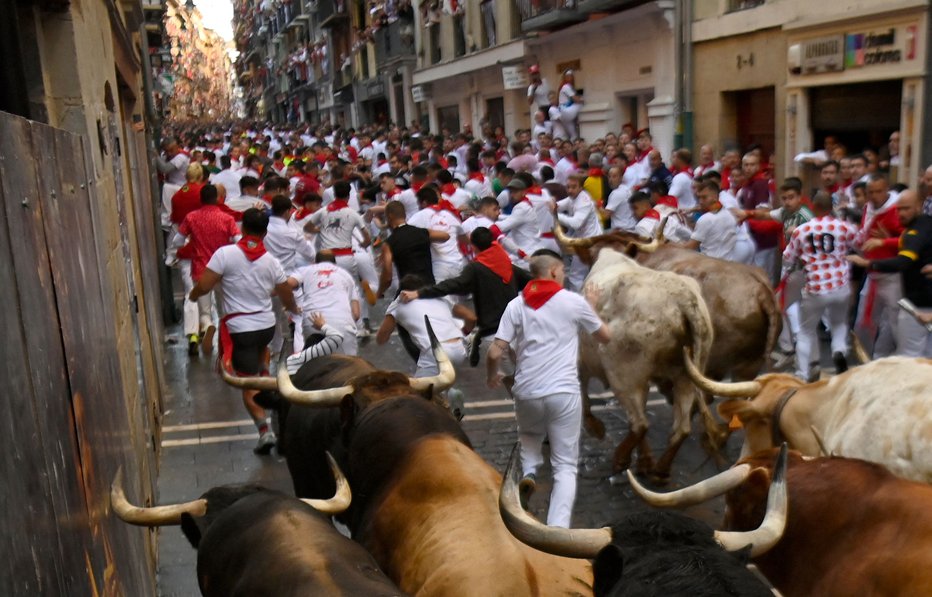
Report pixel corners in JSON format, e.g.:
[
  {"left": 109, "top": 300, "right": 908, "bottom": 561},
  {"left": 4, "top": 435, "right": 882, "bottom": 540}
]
[{"left": 155, "top": 302, "right": 745, "bottom": 595}]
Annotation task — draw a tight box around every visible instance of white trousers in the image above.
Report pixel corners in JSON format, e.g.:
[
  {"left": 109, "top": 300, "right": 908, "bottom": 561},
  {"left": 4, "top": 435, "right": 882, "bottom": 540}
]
[
  {"left": 180, "top": 260, "right": 215, "bottom": 336},
  {"left": 558, "top": 104, "right": 581, "bottom": 140},
  {"left": 855, "top": 273, "right": 902, "bottom": 358},
  {"left": 897, "top": 309, "right": 932, "bottom": 357},
  {"left": 414, "top": 339, "right": 467, "bottom": 377},
  {"left": 160, "top": 183, "right": 182, "bottom": 229},
  {"left": 515, "top": 392, "right": 582, "bottom": 528},
  {"left": 796, "top": 288, "right": 850, "bottom": 379},
  {"left": 730, "top": 236, "right": 756, "bottom": 265}
]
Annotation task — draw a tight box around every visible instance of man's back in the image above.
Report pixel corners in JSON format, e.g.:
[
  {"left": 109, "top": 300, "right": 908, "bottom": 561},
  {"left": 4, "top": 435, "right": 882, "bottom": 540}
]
[
  {"left": 179, "top": 205, "right": 239, "bottom": 279},
  {"left": 386, "top": 224, "right": 435, "bottom": 284}
]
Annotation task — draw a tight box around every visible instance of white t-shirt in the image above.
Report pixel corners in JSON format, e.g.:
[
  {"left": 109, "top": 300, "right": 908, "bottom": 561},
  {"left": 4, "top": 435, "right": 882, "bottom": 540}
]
[
  {"left": 409, "top": 207, "right": 465, "bottom": 267},
  {"left": 604, "top": 185, "right": 635, "bottom": 232},
  {"left": 165, "top": 153, "right": 190, "bottom": 186},
  {"left": 292, "top": 262, "right": 358, "bottom": 335},
  {"left": 386, "top": 297, "right": 463, "bottom": 350},
  {"left": 691, "top": 209, "right": 738, "bottom": 260},
  {"left": 264, "top": 216, "right": 315, "bottom": 273},
  {"left": 495, "top": 289, "right": 603, "bottom": 398},
  {"left": 527, "top": 79, "right": 552, "bottom": 107},
  {"left": 309, "top": 206, "right": 367, "bottom": 250},
  {"left": 207, "top": 246, "right": 286, "bottom": 333},
  {"left": 497, "top": 200, "right": 541, "bottom": 254},
  {"left": 464, "top": 175, "right": 493, "bottom": 200},
  {"left": 396, "top": 188, "right": 420, "bottom": 218},
  {"left": 556, "top": 191, "right": 602, "bottom": 238},
  {"left": 462, "top": 214, "right": 494, "bottom": 239},
  {"left": 669, "top": 172, "right": 696, "bottom": 211},
  {"left": 211, "top": 168, "right": 243, "bottom": 200},
  {"left": 635, "top": 213, "right": 691, "bottom": 243}
]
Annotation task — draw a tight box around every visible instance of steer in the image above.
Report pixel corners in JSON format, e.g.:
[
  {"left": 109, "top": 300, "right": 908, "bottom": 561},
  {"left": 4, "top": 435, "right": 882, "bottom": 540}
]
[
  {"left": 630, "top": 448, "right": 932, "bottom": 596},
  {"left": 557, "top": 223, "right": 722, "bottom": 480},
  {"left": 221, "top": 318, "right": 456, "bottom": 501},
  {"left": 683, "top": 352, "right": 932, "bottom": 483},
  {"left": 556, "top": 227, "right": 779, "bottom": 441},
  {"left": 112, "top": 455, "right": 404, "bottom": 596},
  {"left": 341, "top": 396, "right": 593, "bottom": 595},
  {"left": 499, "top": 443, "right": 787, "bottom": 596}
]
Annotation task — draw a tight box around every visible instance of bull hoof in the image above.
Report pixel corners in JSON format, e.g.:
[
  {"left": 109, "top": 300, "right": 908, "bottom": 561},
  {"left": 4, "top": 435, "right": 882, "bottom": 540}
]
[
  {"left": 636, "top": 457, "right": 654, "bottom": 478},
  {"left": 649, "top": 470, "right": 671, "bottom": 486},
  {"left": 612, "top": 456, "right": 631, "bottom": 475},
  {"left": 584, "top": 414, "right": 606, "bottom": 440}
]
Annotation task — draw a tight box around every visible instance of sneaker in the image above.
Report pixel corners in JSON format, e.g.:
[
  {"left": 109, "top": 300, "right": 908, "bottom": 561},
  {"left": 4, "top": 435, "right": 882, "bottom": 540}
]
[
  {"left": 253, "top": 430, "right": 277, "bottom": 455},
  {"left": 833, "top": 351, "right": 848, "bottom": 374},
  {"left": 187, "top": 333, "right": 199, "bottom": 356},
  {"left": 772, "top": 350, "right": 795, "bottom": 370},
  {"left": 518, "top": 473, "right": 536, "bottom": 511},
  {"left": 201, "top": 325, "right": 216, "bottom": 356},
  {"left": 467, "top": 330, "right": 481, "bottom": 367}
]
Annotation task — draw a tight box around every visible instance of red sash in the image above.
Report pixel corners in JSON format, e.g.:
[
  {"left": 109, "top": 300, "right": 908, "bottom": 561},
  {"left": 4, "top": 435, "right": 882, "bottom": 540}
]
[{"left": 219, "top": 311, "right": 267, "bottom": 376}]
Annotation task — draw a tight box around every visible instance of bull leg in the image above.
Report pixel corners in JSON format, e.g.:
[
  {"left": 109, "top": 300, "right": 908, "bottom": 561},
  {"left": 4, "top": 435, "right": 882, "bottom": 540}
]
[
  {"left": 610, "top": 378, "right": 649, "bottom": 474},
  {"left": 580, "top": 372, "right": 606, "bottom": 440},
  {"left": 635, "top": 433, "right": 654, "bottom": 477},
  {"left": 652, "top": 377, "right": 696, "bottom": 484}
]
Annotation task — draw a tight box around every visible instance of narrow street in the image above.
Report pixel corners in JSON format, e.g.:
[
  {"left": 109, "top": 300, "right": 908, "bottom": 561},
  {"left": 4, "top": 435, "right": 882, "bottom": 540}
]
[{"left": 155, "top": 301, "right": 745, "bottom": 595}]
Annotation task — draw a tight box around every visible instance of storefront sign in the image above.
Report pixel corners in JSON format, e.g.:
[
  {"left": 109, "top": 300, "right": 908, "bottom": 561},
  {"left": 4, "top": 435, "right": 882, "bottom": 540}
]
[
  {"left": 502, "top": 66, "right": 528, "bottom": 90},
  {"left": 845, "top": 25, "right": 917, "bottom": 68},
  {"left": 801, "top": 35, "right": 844, "bottom": 74},
  {"left": 368, "top": 81, "right": 385, "bottom": 97},
  {"left": 411, "top": 85, "right": 428, "bottom": 102}
]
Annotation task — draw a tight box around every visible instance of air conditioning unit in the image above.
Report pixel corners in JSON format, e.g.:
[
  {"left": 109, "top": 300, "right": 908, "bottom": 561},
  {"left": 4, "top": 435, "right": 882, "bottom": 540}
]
[{"left": 787, "top": 43, "right": 801, "bottom": 75}]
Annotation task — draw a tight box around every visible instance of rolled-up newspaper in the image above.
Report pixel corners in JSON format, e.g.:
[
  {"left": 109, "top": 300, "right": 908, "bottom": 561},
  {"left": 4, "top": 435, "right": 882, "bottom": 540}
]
[{"left": 897, "top": 298, "right": 932, "bottom": 332}]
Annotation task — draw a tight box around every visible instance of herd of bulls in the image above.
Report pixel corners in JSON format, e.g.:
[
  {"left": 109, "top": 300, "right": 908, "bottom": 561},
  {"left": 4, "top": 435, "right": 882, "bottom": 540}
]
[{"left": 113, "top": 229, "right": 932, "bottom": 595}]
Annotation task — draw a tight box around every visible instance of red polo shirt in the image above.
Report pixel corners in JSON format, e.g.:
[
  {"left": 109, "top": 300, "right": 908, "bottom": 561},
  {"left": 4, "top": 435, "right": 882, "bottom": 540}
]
[{"left": 178, "top": 205, "right": 240, "bottom": 280}]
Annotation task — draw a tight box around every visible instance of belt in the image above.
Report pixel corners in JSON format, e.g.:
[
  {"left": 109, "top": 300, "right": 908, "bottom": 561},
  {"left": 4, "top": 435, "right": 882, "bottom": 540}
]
[
  {"left": 540, "top": 232, "right": 555, "bottom": 239},
  {"left": 331, "top": 247, "right": 353, "bottom": 256}
]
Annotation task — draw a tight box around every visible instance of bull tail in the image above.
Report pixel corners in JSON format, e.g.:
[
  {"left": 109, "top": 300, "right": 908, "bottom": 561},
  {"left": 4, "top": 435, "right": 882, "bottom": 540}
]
[
  {"left": 760, "top": 285, "right": 782, "bottom": 370},
  {"left": 680, "top": 283, "right": 726, "bottom": 456}
]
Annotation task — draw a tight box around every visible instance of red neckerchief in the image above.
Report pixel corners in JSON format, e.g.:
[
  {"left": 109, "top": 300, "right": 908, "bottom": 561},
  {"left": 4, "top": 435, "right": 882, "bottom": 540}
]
[
  {"left": 412, "top": 182, "right": 425, "bottom": 193},
  {"left": 707, "top": 201, "right": 723, "bottom": 214},
  {"left": 261, "top": 193, "right": 274, "bottom": 205},
  {"left": 643, "top": 209, "right": 661, "bottom": 220},
  {"left": 826, "top": 183, "right": 839, "bottom": 194},
  {"left": 385, "top": 188, "right": 401, "bottom": 199},
  {"left": 294, "top": 206, "right": 316, "bottom": 220},
  {"left": 588, "top": 168, "right": 604, "bottom": 178},
  {"left": 274, "top": 160, "right": 285, "bottom": 171},
  {"left": 541, "top": 158, "right": 555, "bottom": 165},
  {"left": 327, "top": 199, "right": 350, "bottom": 212},
  {"left": 656, "top": 196, "right": 678, "bottom": 209},
  {"left": 236, "top": 235, "right": 267, "bottom": 261},
  {"left": 636, "top": 147, "right": 654, "bottom": 162},
  {"left": 721, "top": 166, "right": 732, "bottom": 190},
  {"left": 438, "top": 157, "right": 449, "bottom": 169},
  {"left": 441, "top": 183, "right": 457, "bottom": 197},
  {"left": 431, "top": 200, "right": 461, "bottom": 221},
  {"left": 522, "top": 279, "right": 563, "bottom": 310},
  {"left": 475, "top": 242, "right": 513, "bottom": 284},
  {"left": 671, "top": 165, "right": 694, "bottom": 177},
  {"left": 528, "top": 185, "right": 543, "bottom": 196},
  {"left": 469, "top": 172, "right": 485, "bottom": 183}
]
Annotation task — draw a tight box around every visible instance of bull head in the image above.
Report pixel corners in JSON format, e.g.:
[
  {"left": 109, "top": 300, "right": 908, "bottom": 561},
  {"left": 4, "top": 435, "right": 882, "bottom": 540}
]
[
  {"left": 626, "top": 444, "right": 789, "bottom": 557},
  {"left": 224, "top": 316, "right": 456, "bottom": 405},
  {"left": 111, "top": 452, "right": 352, "bottom": 526},
  {"left": 500, "top": 443, "right": 788, "bottom": 559}
]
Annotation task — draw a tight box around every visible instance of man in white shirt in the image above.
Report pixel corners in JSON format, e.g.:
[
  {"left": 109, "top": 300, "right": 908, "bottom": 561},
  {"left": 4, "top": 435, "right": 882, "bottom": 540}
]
[
  {"left": 669, "top": 148, "right": 697, "bottom": 211},
  {"left": 602, "top": 165, "right": 635, "bottom": 232},
  {"left": 630, "top": 192, "right": 691, "bottom": 242},
  {"left": 157, "top": 137, "right": 190, "bottom": 229},
  {"left": 554, "top": 174, "right": 602, "bottom": 290},
  {"left": 408, "top": 186, "right": 467, "bottom": 283},
  {"left": 189, "top": 208, "right": 299, "bottom": 455},
  {"left": 527, "top": 65, "right": 552, "bottom": 127},
  {"left": 210, "top": 155, "right": 243, "bottom": 203},
  {"left": 226, "top": 176, "right": 262, "bottom": 213},
  {"left": 554, "top": 146, "right": 578, "bottom": 186},
  {"left": 396, "top": 166, "right": 428, "bottom": 218},
  {"left": 496, "top": 179, "right": 541, "bottom": 264},
  {"left": 288, "top": 253, "right": 361, "bottom": 356},
  {"left": 487, "top": 250, "right": 610, "bottom": 527},
  {"left": 679, "top": 180, "right": 738, "bottom": 260},
  {"left": 464, "top": 158, "right": 493, "bottom": 200},
  {"left": 307, "top": 180, "right": 371, "bottom": 279}
]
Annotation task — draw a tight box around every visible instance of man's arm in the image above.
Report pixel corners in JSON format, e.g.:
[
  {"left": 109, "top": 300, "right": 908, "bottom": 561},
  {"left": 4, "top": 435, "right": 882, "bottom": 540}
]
[
  {"left": 189, "top": 268, "right": 221, "bottom": 301},
  {"left": 377, "top": 242, "right": 394, "bottom": 297},
  {"left": 452, "top": 303, "right": 477, "bottom": 333},
  {"left": 375, "top": 314, "right": 396, "bottom": 345},
  {"left": 276, "top": 281, "right": 300, "bottom": 314},
  {"left": 351, "top": 299, "right": 361, "bottom": 322},
  {"left": 592, "top": 324, "right": 611, "bottom": 344},
  {"left": 428, "top": 229, "right": 451, "bottom": 242},
  {"left": 413, "top": 265, "right": 476, "bottom": 300},
  {"left": 557, "top": 199, "right": 592, "bottom": 230},
  {"left": 486, "top": 338, "right": 509, "bottom": 388}
]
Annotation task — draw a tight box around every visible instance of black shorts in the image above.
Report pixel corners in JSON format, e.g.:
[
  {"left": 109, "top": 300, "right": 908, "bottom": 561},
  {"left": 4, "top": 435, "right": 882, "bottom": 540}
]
[{"left": 230, "top": 326, "right": 275, "bottom": 375}]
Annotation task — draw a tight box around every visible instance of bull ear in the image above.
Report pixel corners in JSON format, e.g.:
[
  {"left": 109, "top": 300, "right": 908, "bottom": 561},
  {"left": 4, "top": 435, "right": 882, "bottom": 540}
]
[
  {"left": 421, "top": 383, "right": 435, "bottom": 401},
  {"left": 717, "top": 399, "right": 753, "bottom": 422},
  {"left": 592, "top": 544, "right": 623, "bottom": 597},
  {"left": 624, "top": 242, "right": 639, "bottom": 258},
  {"left": 180, "top": 512, "right": 202, "bottom": 549},
  {"left": 253, "top": 390, "right": 280, "bottom": 410}
]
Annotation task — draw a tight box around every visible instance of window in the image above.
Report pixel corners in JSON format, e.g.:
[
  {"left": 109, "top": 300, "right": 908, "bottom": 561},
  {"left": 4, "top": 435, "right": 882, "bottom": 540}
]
[
  {"left": 727, "top": 0, "right": 765, "bottom": 13},
  {"left": 437, "top": 105, "right": 460, "bottom": 133}
]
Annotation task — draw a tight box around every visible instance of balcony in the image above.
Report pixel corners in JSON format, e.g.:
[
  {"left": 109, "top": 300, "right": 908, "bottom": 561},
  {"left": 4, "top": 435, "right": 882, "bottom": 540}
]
[
  {"left": 726, "top": 0, "right": 766, "bottom": 12},
  {"left": 516, "top": 0, "right": 586, "bottom": 32},
  {"left": 317, "top": 0, "right": 350, "bottom": 28},
  {"left": 374, "top": 18, "right": 415, "bottom": 65}
]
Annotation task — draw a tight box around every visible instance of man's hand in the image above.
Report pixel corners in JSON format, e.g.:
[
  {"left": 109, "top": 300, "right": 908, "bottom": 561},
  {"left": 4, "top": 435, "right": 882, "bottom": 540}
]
[
  {"left": 918, "top": 311, "right": 932, "bottom": 325},
  {"left": 922, "top": 264, "right": 932, "bottom": 279},
  {"left": 729, "top": 208, "right": 748, "bottom": 222},
  {"left": 583, "top": 284, "right": 602, "bottom": 307},
  {"left": 862, "top": 238, "right": 884, "bottom": 252},
  {"left": 309, "top": 312, "right": 326, "bottom": 329},
  {"left": 487, "top": 371, "right": 504, "bottom": 389},
  {"left": 399, "top": 290, "right": 419, "bottom": 303},
  {"left": 870, "top": 224, "right": 891, "bottom": 239},
  {"left": 549, "top": 200, "right": 558, "bottom": 215},
  {"left": 846, "top": 254, "right": 870, "bottom": 268}
]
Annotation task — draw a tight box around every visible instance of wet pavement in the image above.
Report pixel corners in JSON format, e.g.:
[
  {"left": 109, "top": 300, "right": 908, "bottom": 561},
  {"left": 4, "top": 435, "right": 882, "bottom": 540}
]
[{"left": 154, "top": 294, "right": 765, "bottom": 595}]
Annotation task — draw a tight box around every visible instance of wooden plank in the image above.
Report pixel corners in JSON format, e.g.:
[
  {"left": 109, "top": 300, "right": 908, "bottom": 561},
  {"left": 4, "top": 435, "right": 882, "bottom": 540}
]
[{"left": 0, "top": 111, "right": 69, "bottom": 594}]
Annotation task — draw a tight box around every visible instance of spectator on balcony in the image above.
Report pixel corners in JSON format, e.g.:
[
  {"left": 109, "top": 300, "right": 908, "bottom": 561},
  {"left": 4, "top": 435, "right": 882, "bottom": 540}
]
[
  {"left": 527, "top": 64, "right": 551, "bottom": 127},
  {"left": 556, "top": 69, "right": 584, "bottom": 141},
  {"left": 481, "top": 0, "right": 496, "bottom": 46}
]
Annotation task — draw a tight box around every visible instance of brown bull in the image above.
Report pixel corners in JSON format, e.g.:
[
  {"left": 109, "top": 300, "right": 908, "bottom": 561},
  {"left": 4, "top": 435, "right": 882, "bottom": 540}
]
[
  {"left": 629, "top": 449, "right": 932, "bottom": 596},
  {"left": 557, "top": 227, "right": 780, "bottom": 440}
]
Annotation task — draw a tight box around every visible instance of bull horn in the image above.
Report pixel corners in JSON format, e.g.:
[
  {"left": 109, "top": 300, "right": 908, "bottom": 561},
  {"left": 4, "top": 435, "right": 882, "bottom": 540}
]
[
  {"left": 220, "top": 362, "right": 279, "bottom": 391},
  {"left": 684, "top": 347, "right": 761, "bottom": 398},
  {"left": 408, "top": 316, "right": 456, "bottom": 393},
  {"left": 276, "top": 365, "right": 351, "bottom": 407},
  {"left": 300, "top": 452, "right": 352, "bottom": 515},
  {"left": 627, "top": 463, "right": 753, "bottom": 508},
  {"left": 714, "top": 443, "right": 788, "bottom": 557},
  {"left": 656, "top": 215, "right": 668, "bottom": 244},
  {"left": 630, "top": 236, "right": 659, "bottom": 254},
  {"left": 499, "top": 443, "right": 612, "bottom": 559},
  {"left": 850, "top": 332, "right": 870, "bottom": 365},
  {"left": 552, "top": 220, "right": 595, "bottom": 249},
  {"left": 111, "top": 467, "right": 207, "bottom": 526}
]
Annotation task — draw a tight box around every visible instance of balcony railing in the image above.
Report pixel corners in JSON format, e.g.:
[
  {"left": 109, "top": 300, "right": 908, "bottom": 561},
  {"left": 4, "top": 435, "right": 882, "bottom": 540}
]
[
  {"left": 727, "top": 0, "right": 765, "bottom": 12},
  {"left": 516, "top": 0, "right": 585, "bottom": 32},
  {"left": 317, "top": 0, "right": 350, "bottom": 28},
  {"left": 374, "top": 18, "right": 415, "bottom": 64}
]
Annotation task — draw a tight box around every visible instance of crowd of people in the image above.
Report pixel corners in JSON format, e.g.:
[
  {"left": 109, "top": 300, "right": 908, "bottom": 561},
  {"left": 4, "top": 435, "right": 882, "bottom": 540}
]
[{"left": 156, "top": 117, "right": 932, "bottom": 528}]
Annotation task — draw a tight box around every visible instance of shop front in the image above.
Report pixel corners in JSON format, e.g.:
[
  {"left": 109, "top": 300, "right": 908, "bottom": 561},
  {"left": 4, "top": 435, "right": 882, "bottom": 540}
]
[{"left": 785, "top": 11, "right": 928, "bottom": 184}]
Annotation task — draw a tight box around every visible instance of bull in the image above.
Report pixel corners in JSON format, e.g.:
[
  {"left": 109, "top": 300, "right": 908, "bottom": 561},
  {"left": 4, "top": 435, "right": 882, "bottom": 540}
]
[
  {"left": 683, "top": 352, "right": 932, "bottom": 483},
  {"left": 556, "top": 223, "right": 721, "bottom": 480},
  {"left": 629, "top": 448, "right": 932, "bottom": 596},
  {"left": 555, "top": 226, "right": 779, "bottom": 441},
  {"left": 220, "top": 319, "right": 456, "bottom": 501},
  {"left": 112, "top": 455, "right": 404, "bottom": 596},
  {"left": 499, "top": 443, "right": 788, "bottom": 596}
]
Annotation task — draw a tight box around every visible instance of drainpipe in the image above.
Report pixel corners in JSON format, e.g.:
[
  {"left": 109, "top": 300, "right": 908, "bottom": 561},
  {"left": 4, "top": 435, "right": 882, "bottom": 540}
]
[{"left": 682, "top": 0, "right": 694, "bottom": 152}]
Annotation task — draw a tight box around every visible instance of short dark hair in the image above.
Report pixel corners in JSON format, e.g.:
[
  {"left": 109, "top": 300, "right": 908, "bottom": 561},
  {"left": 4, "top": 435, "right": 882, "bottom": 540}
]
[
  {"left": 780, "top": 177, "right": 803, "bottom": 194},
  {"left": 271, "top": 194, "right": 292, "bottom": 216},
  {"left": 316, "top": 252, "right": 336, "bottom": 264},
  {"left": 820, "top": 160, "right": 839, "bottom": 172},
  {"left": 416, "top": 185, "right": 439, "bottom": 206},
  {"left": 812, "top": 191, "right": 833, "bottom": 212},
  {"left": 333, "top": 180, "right": 351, "bottom": 200},
  {"left": 385, "top": 200, "right": 407, "bottom": 221},
  {"left": 263, "top": 177, "right": 289, "bottom": 193},
  {"left": 241, "top": 208, "right": 269, "bottom": 236},
  {"left": 200, "top": 184, "right": 219, "bottom": 204},
  {"left": 629, "top": 191, "right": 651, "bottom": 205},
  {"left": 478, "top": 196, "right": 499, "bottom": 210},
  {"left": 240, "top": 175, "right": 259, "bottom": 193},
  {"left": 696, "top": 180, "right": 720, "bottom": 195},
  {"left": 539, "top": 166, "right": 555, "bottom": 182},
  {"left": 436, "top": 169, "right": 454, "bottom": 184},
  {"left": 470, "top": 227, "right": 494, "bottom": 251},
  {"left": 648, "top": 180, "right": 669, "bottom": 196}
]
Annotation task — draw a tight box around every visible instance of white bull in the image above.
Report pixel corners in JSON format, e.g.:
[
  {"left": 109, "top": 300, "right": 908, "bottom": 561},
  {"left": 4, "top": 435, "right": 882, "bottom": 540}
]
[
  {"left": 685, "top": 354, "right": 932, "bottom": 484},
  {"left": 576, "top": 243, "right": 721, "bottom": 482}
]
